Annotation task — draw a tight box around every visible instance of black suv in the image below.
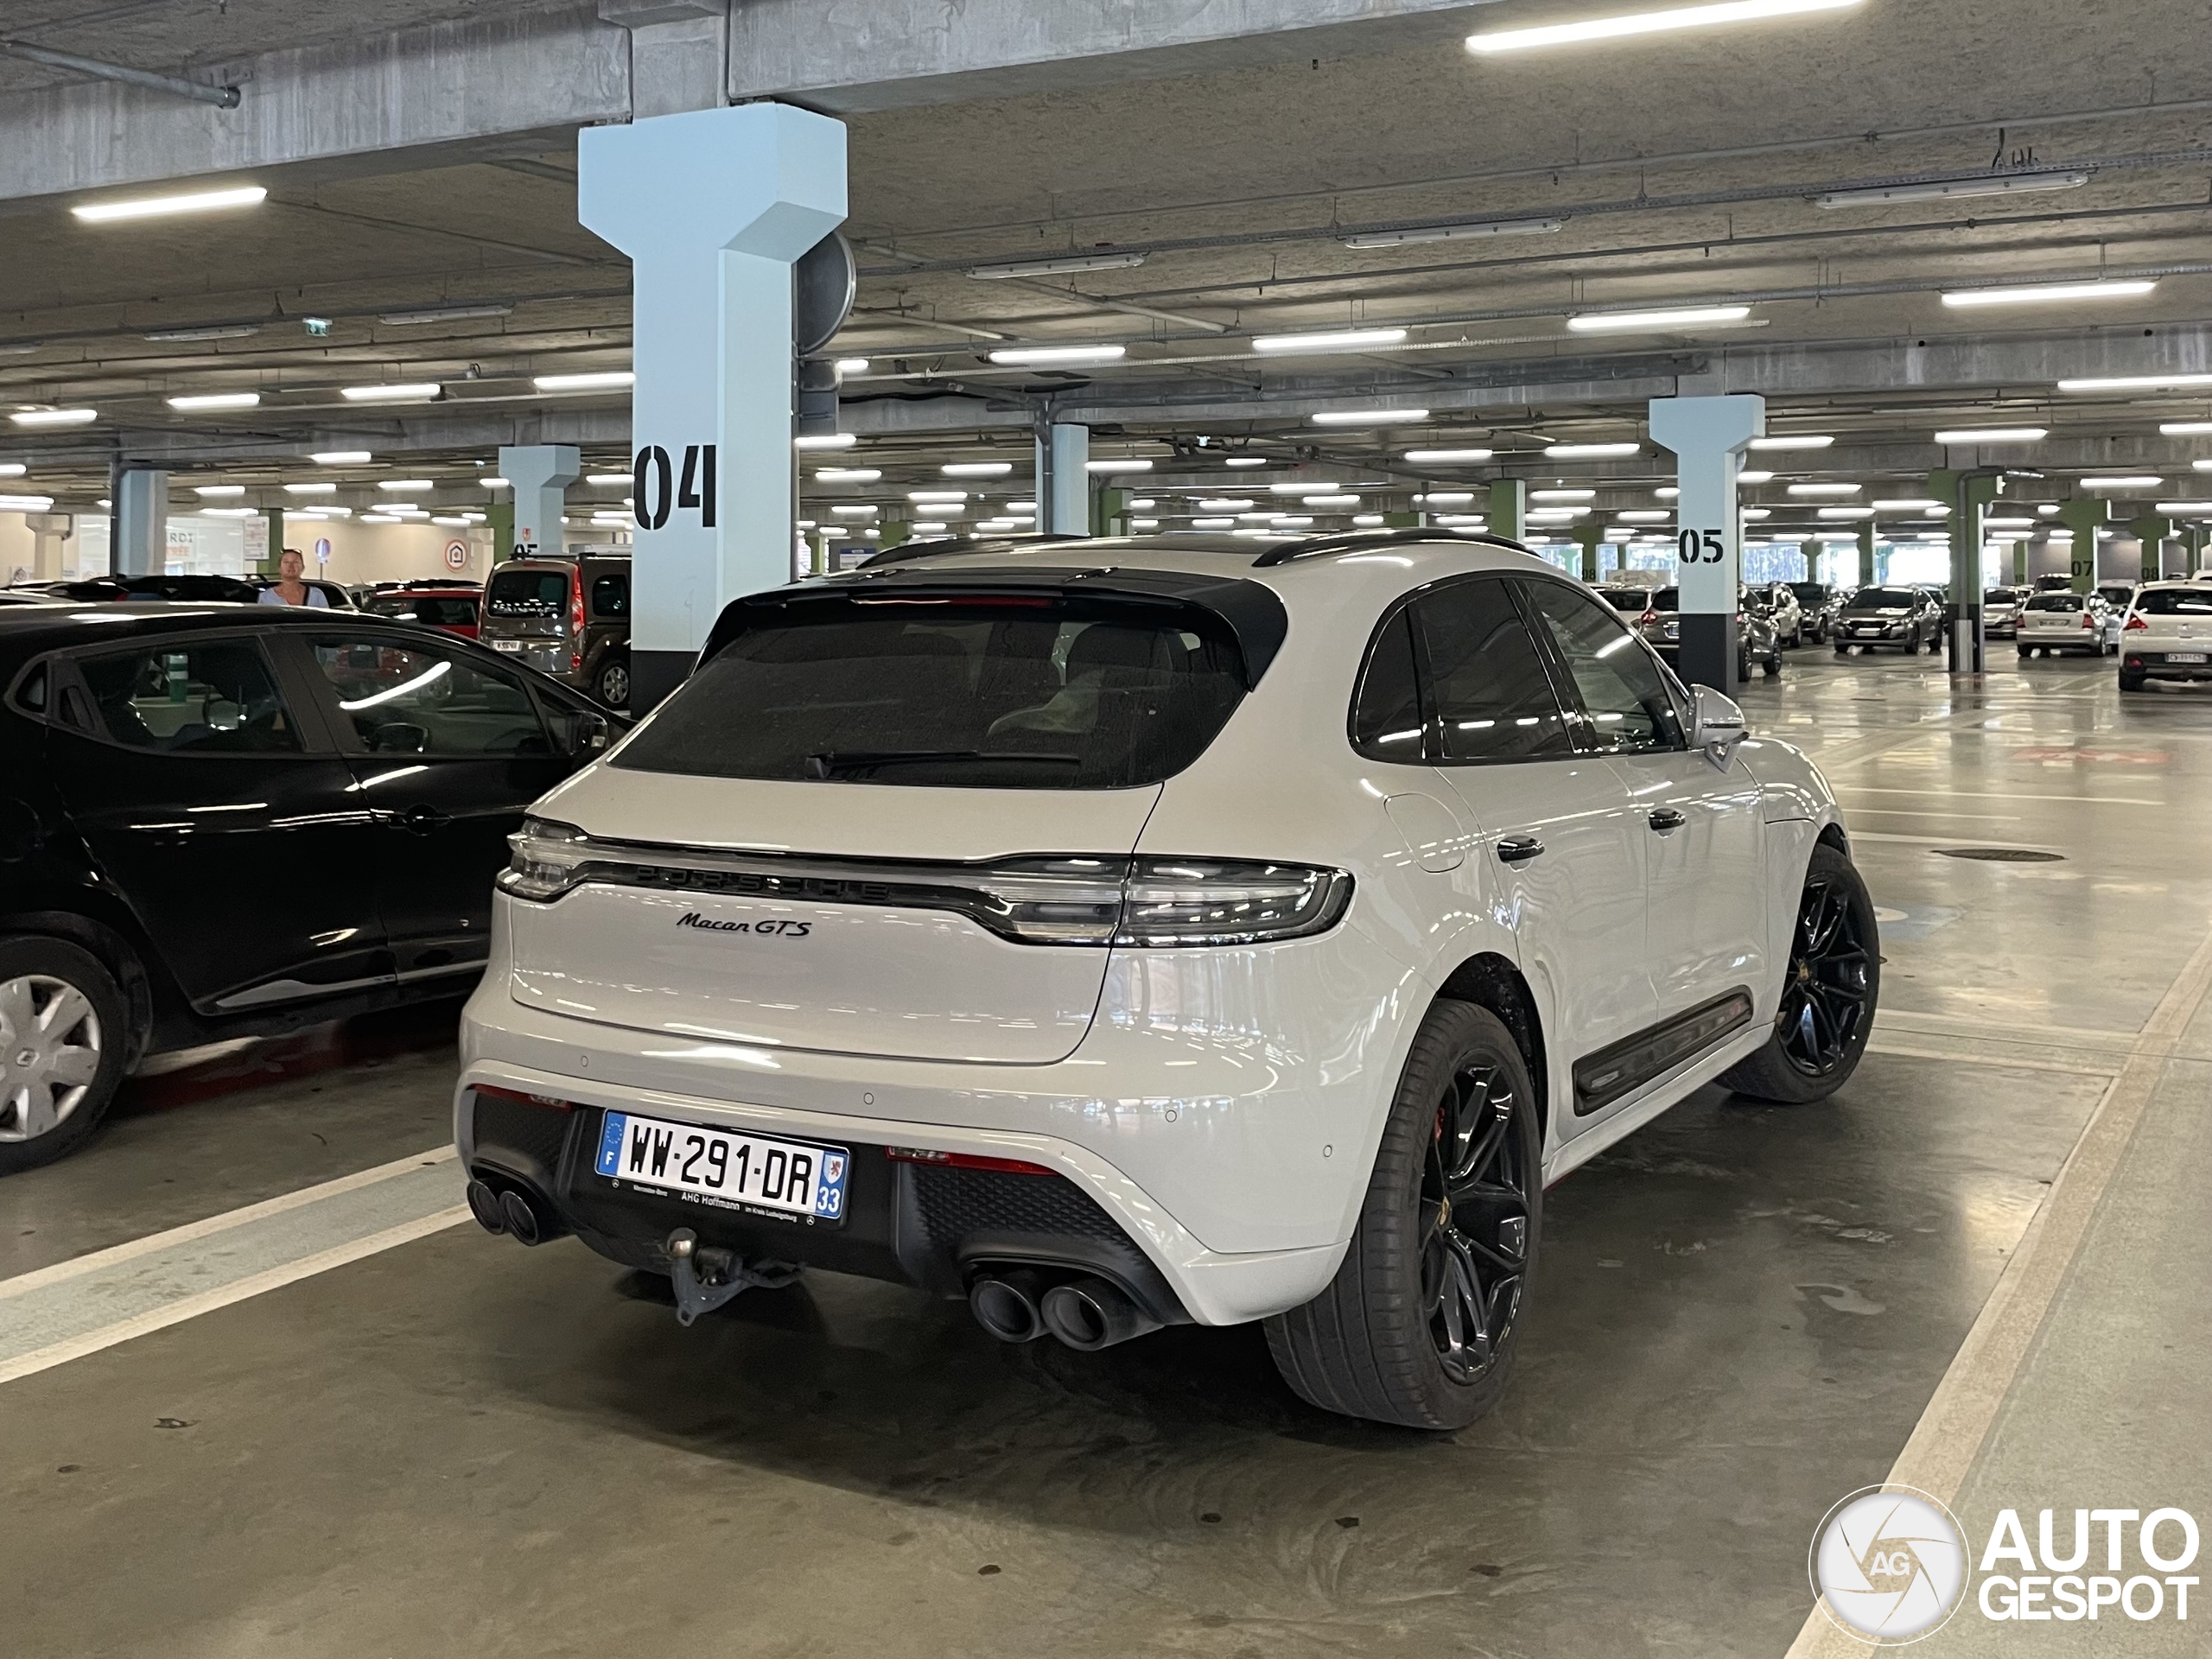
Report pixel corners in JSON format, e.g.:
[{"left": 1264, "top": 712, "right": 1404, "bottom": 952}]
[{"left": 0, "top": 603, "right": 622, "bottom": 1172}]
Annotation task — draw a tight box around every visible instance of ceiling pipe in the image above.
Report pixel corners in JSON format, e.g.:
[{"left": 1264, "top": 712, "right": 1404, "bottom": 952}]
[{"left": 0, "top": 39, "right": 240, "bottom": 107}]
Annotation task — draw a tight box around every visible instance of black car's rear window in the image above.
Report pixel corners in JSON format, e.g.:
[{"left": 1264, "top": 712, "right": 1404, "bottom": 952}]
[
  {"left": 1789, "top": 583, "right": 1829, "bottom": 603},
  {"left": 1984, "top": 589, "right": 2020, "bottom": 605},
  {"left": 1646, "top": 589, "right": 1680, "bottom": 613},
  {"left": 486, "top": 569, "right": 569, "bottom": 616},
  {"left": 2133, "top": 588, "right": 2212, "bottom": 616},
  {"left": 1846, "top": 588, "right": 1919, "bottom": 609},
  {"left": 2026, "top": 594, "right": 2084, "bottom": 612},
  {"left": 615, "top": 594, "right": 1249, "bottom": 790}
]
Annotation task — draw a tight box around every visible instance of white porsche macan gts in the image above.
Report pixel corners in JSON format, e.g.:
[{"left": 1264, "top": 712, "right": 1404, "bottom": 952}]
[{"left": 454, "top": 530, "right": 1877, "bottom": 1429}]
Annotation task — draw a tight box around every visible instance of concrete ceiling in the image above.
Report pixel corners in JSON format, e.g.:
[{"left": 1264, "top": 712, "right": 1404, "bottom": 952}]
[{"left": 4, "top": 0, "right": 2212, "bottom": 539}]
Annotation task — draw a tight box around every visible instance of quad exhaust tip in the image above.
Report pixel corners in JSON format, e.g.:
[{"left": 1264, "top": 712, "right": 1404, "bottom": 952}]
[
  {"left": 968, "top": 1269, "right": 1050, "bottom": 1343},
  {"left": 968, "top": 1269, "right": 1163, "bottom": 1351},
  {"left": 465, "top": 1177, "right": 555, "bottom": 1247}
]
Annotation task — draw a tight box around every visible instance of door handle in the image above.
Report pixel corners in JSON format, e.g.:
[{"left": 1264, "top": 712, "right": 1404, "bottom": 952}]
[
  {"left": 1649, "top": 808, "right": 1688, "bottom": 835},
  {"left": 1496, "top": 835, "right": 1546, "bottom": 865},
  {"left": 398, "top": 804, "right": 449, "bottom": 835}
]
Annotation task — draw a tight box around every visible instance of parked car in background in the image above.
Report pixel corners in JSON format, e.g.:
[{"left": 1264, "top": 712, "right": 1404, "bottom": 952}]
[
  {"left": 0, "top": 604, "right": 625, "bottom": 1173},
  {"left": 1751, "top": 582, "right": 1804, "bottom": 647},
  {"left": 29, "top": 574, "right": 264, "bottom": 604},
  {"left": 1787, "top": 582, "right": 1841, "bottom": 643},
  {"left": 248, "top": 576, "right": 357, "bottom": 609},
  {"left": 1833, "top": 585, "right": 1943, "bottom": 653},
  {"left": 2096, "top": 582, "right": 2141, "bottom": 622},
  {"left": 2018, "top": 589, "right": 2120, "bottom": 656},
  {"left": 1595, "top": 583, "right": 1658, "bottom": 614},
  {"left": 1983, "top": 588, "right": 2028, "bottom": 639},
  {"left": 480, "top": 553, "right": 632, "bottom": 708},
  {"left": 365, "top": 581, "right": 483, "bottom": 641},
  {"left": 2032, "top": 574, "right": 2076, "bottom": 593},
  {"left": 2119, "top": 582, "right": 2212, "bottom": 691},
  {"left": 1634, "top": 587, "right": 1782, "bottom": 679}
]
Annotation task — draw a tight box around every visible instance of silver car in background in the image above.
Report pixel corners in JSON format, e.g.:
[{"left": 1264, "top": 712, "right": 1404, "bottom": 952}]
[{"left": 2018, "top": 590, "right": 2120, "bottom": 657}]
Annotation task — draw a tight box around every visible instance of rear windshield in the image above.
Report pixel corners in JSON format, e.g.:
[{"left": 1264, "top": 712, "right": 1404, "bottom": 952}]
[
  {"left": 2026, "top": 594, "right": 2083, "bottom": 611},
  {"left": 486, "top": 569, "right": 570, "bottom": 616},
  {"left": 372, "top": 594, "right": 479, "bottom": 626},
  {"left": 1984, "top": 589, "right": 2020, "bottom": 605},
  {"left": 1846, "top": 588, "right": 1918, "bottom": 610},
  {"left": 1597, "top": 588, "right": 1650, "bottom": 610},
  {"left": 1646, "top": 589, "right": 1680, "bottom": 613},
  {"left": 1788, "top": 583, "right": 1828, "bottom": 603},
  {"left": 614, "top": 593, "right": 1249, "bottom": 790},
  {"left": 2134, "top": 588, "right": 2212, "bottom": 616}
]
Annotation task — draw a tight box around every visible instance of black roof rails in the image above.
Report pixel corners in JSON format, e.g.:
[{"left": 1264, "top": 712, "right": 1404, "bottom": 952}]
[
  {"left": 855, "top": 533, "right": 1090, "bottom": 569},
  {"left": 1249, "top": 525, "right": 1534, "bottom": 568}
]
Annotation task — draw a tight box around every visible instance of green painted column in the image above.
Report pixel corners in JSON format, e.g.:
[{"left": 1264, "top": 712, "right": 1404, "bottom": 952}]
[
  {"left": 1382, "top": 511, "right": 1421, "bottom": 529},
  {"left": 258, "top": 508, "right": 283, "bottom": 575},
  {"left": 1856, "top": 522, "right": 1877, "bottom": 588},
  {"left": 1487, "top": 479, "right": 1526, "bottom": 545},
  {"left": 486, "top": 502, "right": 515, "bottom": 564},
  {"left": 879, "top": 518, "right": 911, "bottom": 550},
  {"left": 1090, "top": 486, "right": 1129, "bottom": 537},
  {"left": 2130, "top": 514, "right": 2177, "bottom": 581},
  {"left": 2054, "top": 498, "right": 2111, "bottom": 594},
  {"left": 1571, "top": 520, "right": 1605, "bottom": 582}
]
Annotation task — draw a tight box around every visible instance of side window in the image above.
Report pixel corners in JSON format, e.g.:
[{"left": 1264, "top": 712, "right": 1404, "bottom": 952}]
[
  {"left": 1519, "top": 581, "right": 1687, "bottom": 755},
  {"left": 1350, "top": 609, "right": 1427, "bottom": 761},
  {"left": 589, "top": 572, "right": 630, "bottom": 620},
  {"left": 73, "top": 639, "right": 302, "bottom": 753},
  {"left": 1411, "top": 579, "right": 1574, "bottom": 764},
  {"left": 306, "top": 636, "right": 550, "bottom": 757}
]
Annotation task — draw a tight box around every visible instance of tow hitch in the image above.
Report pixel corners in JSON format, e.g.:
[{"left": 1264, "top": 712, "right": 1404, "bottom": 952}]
[{"left": 664, "top": 1228, "right": 801, "bottom": 1325}]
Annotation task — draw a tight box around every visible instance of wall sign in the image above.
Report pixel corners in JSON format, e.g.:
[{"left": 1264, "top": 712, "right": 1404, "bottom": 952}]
[
  {"left": 314, "top": 537, "right": 332, "bottom": 566},
  {"left": 1678, "top": 529, "right": 1726, "bottom": 565},
  {"left": 443, "top": 539, "right": 469, "bottom": 570},
  {"left": 632, "top": 444, "right": 717, "bottom": 531}
]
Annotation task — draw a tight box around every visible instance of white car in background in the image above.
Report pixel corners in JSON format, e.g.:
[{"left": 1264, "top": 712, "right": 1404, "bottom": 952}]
[
  {"left": 2120, "top": 580, "right": 2212, "bottom": 692},
  {"left": 454, "top": 531, "right": 1875, "bottom": 1430},
  {"left": 2018, "top": 589, "right": 2120, "bottom": 656}
]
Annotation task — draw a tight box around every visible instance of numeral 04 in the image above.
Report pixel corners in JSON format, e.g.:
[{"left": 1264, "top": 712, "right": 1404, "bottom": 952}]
[
  {"left": 1677, "top": 529, "right": 1726, "bottom": 566},
  {"left": 632, "top": 443, "right": 718, "bottom": 531}
]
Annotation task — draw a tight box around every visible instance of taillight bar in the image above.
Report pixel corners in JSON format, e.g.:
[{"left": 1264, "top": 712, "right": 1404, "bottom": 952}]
[
  {"left": 474, "top": 1083, "right": 573, "bottom": 1111},
  {"left": 887, "top": 1146, "right": 1054, "bottom": 1178}
]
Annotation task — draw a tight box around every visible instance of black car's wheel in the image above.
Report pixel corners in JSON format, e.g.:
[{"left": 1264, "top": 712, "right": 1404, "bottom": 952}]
[
  {"left": 594, "top": 655, "right": 631, "bottom": 708},
  {"left": 1719, "top": 844, "right": 1879, "bottom": 1105},
  {"left": 1762, "top": 650, "right": 1783, "bottom": 677},
  {"left": 0, "top": 938, "right": 129, "bottom": 1175},
  {"left": 1268, "top": 1001, "right": 1540, "bottom": 1430}
]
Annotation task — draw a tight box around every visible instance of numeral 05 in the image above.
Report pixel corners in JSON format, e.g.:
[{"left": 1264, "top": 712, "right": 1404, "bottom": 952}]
[{"left": 1677, "top": 529, "right": 1726, "bottom": 565}]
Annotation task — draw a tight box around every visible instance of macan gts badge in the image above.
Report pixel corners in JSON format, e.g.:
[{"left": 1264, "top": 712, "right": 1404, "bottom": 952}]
[{"left": 455, "top": 530, "right": 1878, "bottom": 1428}]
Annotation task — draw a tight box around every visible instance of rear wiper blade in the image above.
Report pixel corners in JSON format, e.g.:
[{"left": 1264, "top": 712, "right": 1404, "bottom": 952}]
[{"left": 802, "top": 748, "right": 1082, "bottom": 779}]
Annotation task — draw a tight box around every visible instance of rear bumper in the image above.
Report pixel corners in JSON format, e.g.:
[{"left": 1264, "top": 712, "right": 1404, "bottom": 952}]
[{"left": 2125, "top": 652, "right": 2212, "bottom": 680}]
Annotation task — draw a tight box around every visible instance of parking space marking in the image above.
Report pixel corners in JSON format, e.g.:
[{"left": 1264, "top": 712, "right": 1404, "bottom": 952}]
[
  {"left": 0, "top": 1153, "right": 467, "bottom": 1388},
  {"left": 1862, "top": 1039, "right": 2118, "bottom": 1078}
]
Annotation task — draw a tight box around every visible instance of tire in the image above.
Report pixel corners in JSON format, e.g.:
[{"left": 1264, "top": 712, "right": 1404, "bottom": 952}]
[
  {"left": 1267, "top": 1001, "right": 1541, "bottom": 1430},
  {"left": 1763, "top": 652, "right": 1782, "bottom": 678},
  {"left": 0, "top": 938, "right": 129, "bottom": 1174},
  {"left": 2018, "top": 646, "right": 2032, "bottom": 659},
  {"left": 1719, "top": 844, "right": 1879, "bottom": 1106},
  {"left": 2120, "top": 671, "right": 2146, "bottom": 693},
  {"left": 594, "top": 655, "right": 631, "bottom": 708}
]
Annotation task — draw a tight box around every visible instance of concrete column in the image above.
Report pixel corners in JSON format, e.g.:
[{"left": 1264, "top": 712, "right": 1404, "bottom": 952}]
[
  {"left": 1856, "top": 523, "right": 1877, "bottom": 588},
  {"left": 1929, "top": 470, "right": 1999, "bottom": 673},
  {"left": 111, "top": 467, "right": 168, "bottom": 576},
  {"left": 2131, "top": 515, "right": 2177, "bottom": 582},
  {"left": 579, "top": 102, "right": 848, "bottom": 713},
  {"left": 2053, "top": 498, "right": 2110, "bottom": 594},
  {"left": 601, "top": 1, "right": 728, "bottom": 119},
  {"left": 1487, "top": 478, "right": 1525, "bottom": 545},
  {"left": 499, "top": 446, "right": 579, "bottom": 561},
  {"left": 24, "top": 513, "right": 73, "bottom": 581},
  {"left": 1570, "top": 520, "right": 1605, "bottom": 583},
  {"left": 1035, "top": 423, "right": 1089, "bottom": 535},
  {"left": 1649, "top": 394, "right": 1765, "bottom": 693}
]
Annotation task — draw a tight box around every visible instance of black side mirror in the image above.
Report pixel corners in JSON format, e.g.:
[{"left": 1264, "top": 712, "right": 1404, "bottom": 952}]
[{"left": 572, "top": 710, "right": 612, "bottom": 756}]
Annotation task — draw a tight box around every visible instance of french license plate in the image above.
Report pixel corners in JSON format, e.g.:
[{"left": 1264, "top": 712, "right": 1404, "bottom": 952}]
[
  {"left": 2169, "top": 652, "right": 2208, "bottom": 664},
  {"left": 593, "top": 1110, "right": 849, "bottom": 1223}
]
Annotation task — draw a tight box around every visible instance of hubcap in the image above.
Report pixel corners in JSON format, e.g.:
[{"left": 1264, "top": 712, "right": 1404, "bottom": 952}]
[
  {"left": 0, "top": 973, "right": 102, "bottom": 1143},
  {"left": 1421, "top": 1062, "right": 1533, "bottom": 1385},
  {"left": 1776, "top": 879, "right": 1872, "bottom": 1077}
]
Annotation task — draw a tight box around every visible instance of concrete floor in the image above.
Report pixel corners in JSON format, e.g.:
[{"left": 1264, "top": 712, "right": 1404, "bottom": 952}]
[{"left": 4, "top": 647, "right": 2209, "bottom": 1659}]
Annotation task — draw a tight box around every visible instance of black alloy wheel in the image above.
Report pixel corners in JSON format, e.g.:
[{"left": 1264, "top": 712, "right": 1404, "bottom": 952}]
[
  {"left": 1777, "top": 867, "right": 1874, "bottom": 1078},
  {"left": 1421, "top": 1060, "right": 1533, "bottom": 1386}
]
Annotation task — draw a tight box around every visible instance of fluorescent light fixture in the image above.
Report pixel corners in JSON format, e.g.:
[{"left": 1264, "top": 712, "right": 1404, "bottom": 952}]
[
  {"left": 1532, "top": 488, "right": 1596, "bottom": 501},
  {"left": 1198, "top": 499, "right": 1255, "bottom": 512},
  {"left": 1751, "top": 435, "right": 1834, "bottom": 450},
  {"left": 1468, "top": 0, "right": 1859, "bottom": 53},
  {"left": 1944, "top": 280, "right": 2155, "bottom": 309},
  {"left": 378, "top": 480, "right": 435, "bottom": 493},
  {"left": 0, "top": 493, "right": 55, "bottom": 511},
  {"left": 1404, "top": 448, "right": 1494, "bottom": 463},
  {"left": 533, "top": 371, "right": 633, "bottom": 391},
  {"left": 1224, "top": 455, "right": 1270, "bottom": 467},
  {"left": 1618, "top": 511, "right": 1672, "bottom": 523},
  {"left": 145, "top": 324, "right": 260, "bottom": 343},
  {"left": 1819, "top": 171, "right": 2090, "bottom": 210},
  {"left": 835, "top": 358, "right": 869, "bottom": 375},
  {"left": 380, "top": 303, "right": 513, "bottom": 325},
  {"left": 909, "top": 522, "right": 949, "bottom": 535},
  {"left": 2080, "top": 475, "right": 2162, "bottom": 488},
  {"left": 340, "top": 383, "right": 440, "bottom": 403},
  {"left": 1789, "top": 483, "right": 1862, "bottom": 495},
  {"left": 987, "top": 344, "right": 1128, "bottom": 366},
  {"left": 73, "top": 184, "right": 268, "bottom": 223},
  {"left": 1818, "top": 506, "right": 1874, "bottom": 518},
  {"left": 200, "top": 506, "right": 257, "bottom": 518},
  {"left": 479, "top": 476, "right": 509, "bottom": 488},
  {"left": 1740, "top": 507, "right": 1772, "bottom": 519},
  {"left": 1656, "top": 486, "right": 1681, "bottom": 499},
  {"left": 192, "top": 484, "right": 245, "bottom": 498},
  {"left": 967, "top": 251, "right": 1148, "bottom": 280},
  {"left": 816, "top": 467, "right": 881, "bottom": 482},
  {"left": 1415, "top": 493, "right": 1477, "bottom": 506},
  {"left": 1311, "top": 408, "right": 1429, "bottom": 426},
  {"left": 280, "top": 481, "right": 337, "bottom": 496},
  {"left": 1546, "top": 442, "right": 1642, "bottom": 458},
  {"left": 2156, "top": 502, "right": 2212, "bottom": 515},
  {"left": 166, "top": 391, "right": 262, "bottom": 410},
  {"left": 1527, "top": 508, "right": 1587, "bottom": 522},
  {"left": 1251, "top": 327, "right": 1408, "bottom": 354},
  {"left": 1873, "top": 498, "right": 1943, "bottom": 512},
  {"left": 1304, "top": 494, "right": 1363, "bottom": 507},
  {"left": 1275, "top": 516, "right": 1314, "bottom": 527},
  {"left": 311, "top": 450, "right": 372, "bottom": 466},
  {"left": 2060, "top": 372, "right": 2212, "bottom": 392},
  {"left": 1268, "top": 481, "right": 1339, "bottom": 495},
  {"left": 1086, "top": 459, "right": 1153, "bottom": 474},
  {"left": 1194, "top": 517, "right": 1236, "bottom": 530},
  {"left": 1935, "top": 427, "right": 2049, "bottom": 443},
  {"left": 794, "top": 433, "right": 856, "bottom": 450},
  {"left": 1736, "top": 470, "right": 1776, "bottom": 484},
  {"left": 909, "top": 490, "right": 968, "bottom": 502},
  {"left": 0, "top": 464, "right": 22, "bottom": 477},
  {"left": 2159, "top": 422, "right": 2212, "bottom": 436},
  {"left": 1342, "top": 219, "right": 1563, "bottom": 249},
  {"left": 1984, "top": 516, "right": 2037, "bottom": 528},
  {"left": 360, "top": 513, "right": 401, "bottom": 524},
  {"left": 1132, "top": 517, "right": 1162, "bottom": 529},
  {"left": 1354, "top": 514, "right": 1387, "bottom": 526},
  {"left": 942, "top": 461, "right": 1014, "bottom": 477},
  {"left": 831, "top": 505, "right": 878, "bottom": 518},
  {"left": 430, "top": 515, "right": 470, "bottom": 526},
  {"left": 2197, "top": 461, "right": 2212, "bottom": 473},
  {"left": 1567, "top": 305, "right": 1751, "bottom": 334},
  {"left": 10, "top": 408, "right": 97, "bottom": 426}
]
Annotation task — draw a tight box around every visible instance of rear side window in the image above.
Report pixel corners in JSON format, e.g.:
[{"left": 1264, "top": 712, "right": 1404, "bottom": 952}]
[
  {"left": 614, "top": 594, "right": 1248, "bottom": 790},
  {"left": 412, "top": 595, "right": 480, "bottom": 627},
  {"left": 1351, "top": 610, "right": 1425, "bottom": 760},
  {"left": 486, "top": 569, "right": 570, "bottom": 616},
  {"left": 2134, "top": 589, "right": 2212, "bottom": 616},
  {"left": 74, "top": 639, "right": 301, "bottom": 753},
  {"left": 1411, "top": 579, "right": 1573, "bottom": 765},
  {"left": 589, "top": 572, "right": 630, "bottom": 619}
]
